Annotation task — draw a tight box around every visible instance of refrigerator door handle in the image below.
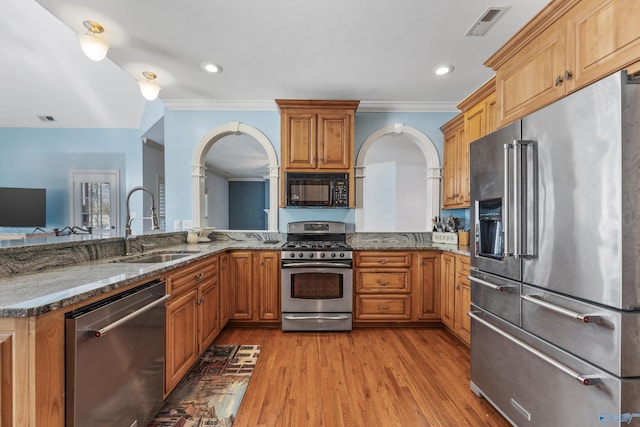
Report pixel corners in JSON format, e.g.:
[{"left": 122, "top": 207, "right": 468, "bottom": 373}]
[
  {"left": 503, "top": 142, "right": 513, "bottom": 258},
  {"left": 469, "top": 276, "right": 514, "bottom": 292},
  {"left": 468, "top": 311, "right": 602, "bottom": 386},
  {"left": 513, "top": 139, "right": 537, "bottom": 259},
  {"left": 521, "top": 294, "right": 602, "bottom": 324}
]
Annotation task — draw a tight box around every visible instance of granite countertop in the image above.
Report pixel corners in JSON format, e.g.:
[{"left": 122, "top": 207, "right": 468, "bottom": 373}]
[
  {"left": 0, "top": 232, "right": 469, "bottom": 319},
  {"left": 0, "top": 240, "right": 283, "bottom": 318}
]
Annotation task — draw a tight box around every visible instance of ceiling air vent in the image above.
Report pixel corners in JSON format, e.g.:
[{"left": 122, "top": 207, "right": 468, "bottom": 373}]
[
  {"left": 38, "top": 115, "right": 56, "bottom": 122},
  {"left": 464, "top": 6, "right": 510, "bottom": 37}
]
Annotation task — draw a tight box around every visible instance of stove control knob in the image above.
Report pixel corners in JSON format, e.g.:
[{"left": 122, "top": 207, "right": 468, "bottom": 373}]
[
  {"left": 320, "top": 253, "right": 326, "bottom": 258},
  {"left": 309, "top": 253, "right": 314, "bottom": 258},
  {"left": 290, "top": 253, "right": 296, "bottom": 258},
  {"left": 339, "top": 252, "right": 345, "bottom": 258},
  {"left": 331, "top": 253, "right": 337, "bottom": 258},
  {"left": 298, "top": 253, "right": 304, "bottom": 258}
]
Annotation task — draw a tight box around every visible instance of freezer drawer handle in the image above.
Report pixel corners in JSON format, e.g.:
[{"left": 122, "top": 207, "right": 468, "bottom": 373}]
[
  {"left": 468, "top": 311, "right": 602, "bottom": 386},
  {"left": 468, "top": 276, "right": 513, "bottom": 292},
  {"left": 520, "top": 294, "right": 601, "bottom": 324},
  {"left": 93, "top": 294, "right": 170, "bottom": 338}
]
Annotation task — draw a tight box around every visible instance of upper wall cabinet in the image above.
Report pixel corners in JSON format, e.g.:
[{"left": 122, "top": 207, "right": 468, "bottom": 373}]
[
  {"left": 276, "top": 100, "right": 360, "bottom": 171},
  {"left": 441, "top": 79, "right": 496, "bottom": 209},
  {"left": 486, "top": 0, "right": 640, "bottom": 127}
]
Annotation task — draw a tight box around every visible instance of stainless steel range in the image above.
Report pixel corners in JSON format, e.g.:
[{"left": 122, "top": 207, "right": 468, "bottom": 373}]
[{"left": 281, "top": 221, "right": 353, "bottom": 331}]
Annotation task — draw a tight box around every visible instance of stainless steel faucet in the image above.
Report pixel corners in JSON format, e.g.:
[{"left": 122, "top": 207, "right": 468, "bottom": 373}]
[{"left": 124, "top": 186, "right": 160, "bottom": 255}]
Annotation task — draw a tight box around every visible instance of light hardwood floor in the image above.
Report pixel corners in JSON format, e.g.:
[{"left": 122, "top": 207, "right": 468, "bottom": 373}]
[{"left": 214, "top": 327, "right": 509, "bottom": 427}]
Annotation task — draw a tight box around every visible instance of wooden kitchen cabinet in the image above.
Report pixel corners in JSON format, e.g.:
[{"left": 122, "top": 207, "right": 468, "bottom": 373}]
[
  {"left": 488, "top": 0, "right": 640, "bottom": 127},
  {"left": 218, "top": 252, "right": 230, "bottom": 328},
  {"left": 440, "top": 252, "right": 456, "bottom": 329},
  {"left": 165, "top": 255, "right": 219, "bottom": 394},
  {"left": 441, "top": 115, "right": 465, "bottom": 209},
  {"left": 441, "top": 79, "right": 496, "bottom": 209},
  {"left": 354, "top": 251, "right": 412, "bottom": 321},
  {"left": 414, "top": 251, "right": 440, "bottom": 321},
  {"left": 229, "top": 251, "right": 254, "bottom": 321},
  {"left": 277, "top": 99, "right": 359, "bottom": 171},
  {"left": 440, "top": 252, "right": 471, "bottom": 345},
  {"left": 454, "top": 255, "right": 471, "bottom": 345},
  {"left": 229, "top": 250, "right": 281, "bottom": 324},
  {"left": 255, "top": 251, "right": 281, "bottom": 322}
]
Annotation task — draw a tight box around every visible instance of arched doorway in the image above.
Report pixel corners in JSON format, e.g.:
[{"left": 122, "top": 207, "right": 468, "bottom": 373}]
[
  {"left": 191, "top": 122, "right": 279, "bottom": 231},
  {"left": 355, "top": 123, "right": 441, "bottom": 231}
]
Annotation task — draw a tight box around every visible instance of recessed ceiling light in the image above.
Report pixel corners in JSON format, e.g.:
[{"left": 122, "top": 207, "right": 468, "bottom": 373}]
[
  {"left": 202, "top": 62, "right": 223, "bottom": 73},
  {"left": 434, "top": 65, "right": 455, "bottom": 76}
]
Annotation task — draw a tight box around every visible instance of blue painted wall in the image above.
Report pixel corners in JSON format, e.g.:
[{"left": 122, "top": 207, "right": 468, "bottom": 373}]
[
  {"left": 0, "top": 127, "right": 140, "bottom": 233},
  {"left": 164, "top": 108, "right": 456, "bottom": 232},
  {"left": 0, "top": 103, "right": 457, "bottom": 234}
]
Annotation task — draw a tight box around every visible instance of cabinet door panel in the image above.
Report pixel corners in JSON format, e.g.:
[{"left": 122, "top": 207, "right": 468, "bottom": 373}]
[
  {"left": 256, "top": 251, "right": 280, "bottom": 321},
  {"left": 415, "top": 252, "right": 440, "bottom": 320},
  {"left": 568, "top": 0, "right": 640, "bottom": 91},
  {"left": 219, "top": 253, "right": 230, "bottom": 327},
  {"left": 283, "top": 112, "right": 316, "bottom": 169},
  {"left": 440, "top": 253, "right": 456, "bottom": 329},
  {"left": 317, "top": 112, "right": 350, "bottom": 169},
  {"left": 198, "top": 279, "right": 219, "bottom": 349},
  {"left": 497, "top": 20, "right": 566, "bottom": 126},
  {"left": 442, "top": 128, "right": 460, "bottom": 207},
  {"left": 166, "top": 288, "right": 198, "bottom": 392},
  {"left": 229, "top": 252, "right": 253, "bottom": 320}
]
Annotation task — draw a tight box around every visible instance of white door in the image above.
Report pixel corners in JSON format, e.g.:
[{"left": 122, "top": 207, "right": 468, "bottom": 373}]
[{"left": 70, "top": 170, "right": 119, "bottom": 233}]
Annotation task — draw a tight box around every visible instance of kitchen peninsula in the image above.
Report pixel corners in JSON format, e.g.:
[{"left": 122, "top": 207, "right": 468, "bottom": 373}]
[{"left": 0, "top": 231, "right": 468, "bottom": 426}]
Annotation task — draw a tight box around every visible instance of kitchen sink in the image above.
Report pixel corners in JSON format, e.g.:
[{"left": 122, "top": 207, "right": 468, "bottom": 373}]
[{"left": 114, "top": 251, "right": 200, "bottom": 264}]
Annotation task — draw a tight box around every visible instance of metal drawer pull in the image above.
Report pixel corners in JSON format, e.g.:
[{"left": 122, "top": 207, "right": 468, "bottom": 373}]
[
  {"left": 94, "top": 294, "right": 170, "bottom": 338},
  {"left": 521, "top": 294, "right": 601, "bottom": 324},
  {"left": 377, "top": 279, "right": 389, "bottom": 285},
  {"left": 469, "top": 276, "right": 510, "bottom": 292},
  {"left": 194, "top": 272, "right": 205, "bottom": 280},
  {"left": 283, "top": 315, "right": 350, "bottom": 321},
  {"left": 468, "top": 311, "right": 601, "bottom": 386}
]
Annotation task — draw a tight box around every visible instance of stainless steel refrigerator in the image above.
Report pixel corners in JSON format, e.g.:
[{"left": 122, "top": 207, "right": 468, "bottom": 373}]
[{"left": 469, "top": 70, "right": 640, "bottom": 426}]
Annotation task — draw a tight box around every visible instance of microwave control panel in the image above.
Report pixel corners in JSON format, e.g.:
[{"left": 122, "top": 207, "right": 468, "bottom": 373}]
[{"left": 333, "top": 181, "right": 348, "bottom": 206}]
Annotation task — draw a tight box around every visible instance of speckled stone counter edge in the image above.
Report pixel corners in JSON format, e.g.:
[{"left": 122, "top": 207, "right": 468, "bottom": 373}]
[{"left": 0, "top": 231, "right": 468, "bottom": 318}]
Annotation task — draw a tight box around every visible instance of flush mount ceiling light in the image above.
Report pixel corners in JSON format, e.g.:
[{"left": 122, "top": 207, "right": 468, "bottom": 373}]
[
  {"left": 78, "top": 20, "right": 110, "bottom": 61},
  {"left": 138, "top": 71, "right": 161, "bottom": 100},
  {"left": 201, "top": 62, "right": 223, "bottom": 73},
  {"left": 434, "top": 65, "right": 455, "bottom": 76}
]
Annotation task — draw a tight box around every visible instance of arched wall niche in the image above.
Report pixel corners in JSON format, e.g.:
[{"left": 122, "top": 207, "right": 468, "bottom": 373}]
[
  {"left": 191, "top": 121, "right": 279, "bottom": 231},
  {"left": 355, "top": 123, "right": 442, "bottom": 232}
]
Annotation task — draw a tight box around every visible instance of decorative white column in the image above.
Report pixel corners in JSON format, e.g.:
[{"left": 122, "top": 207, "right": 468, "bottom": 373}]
[{"left": 191, "top": 164, "right": 206, "bottom": 230}]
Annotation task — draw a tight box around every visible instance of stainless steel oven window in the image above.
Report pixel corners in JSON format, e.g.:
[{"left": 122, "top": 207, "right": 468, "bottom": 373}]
[{"left": 291, "top": 272, "right": 343, "bottom": 299}]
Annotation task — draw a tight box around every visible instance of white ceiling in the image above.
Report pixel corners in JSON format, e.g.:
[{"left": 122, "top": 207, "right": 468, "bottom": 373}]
[{"left": 2, "top": 0, "right": 549, "bottom": 176}]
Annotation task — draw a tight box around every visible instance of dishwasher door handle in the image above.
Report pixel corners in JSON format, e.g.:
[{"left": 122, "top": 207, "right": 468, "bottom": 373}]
[{"left": 93, "top": 294, "right": 170, "bottom": 338}]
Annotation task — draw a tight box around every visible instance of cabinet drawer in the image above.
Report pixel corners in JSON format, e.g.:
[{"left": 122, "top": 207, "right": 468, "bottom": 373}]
[
  {"left": 356, "top": 270, "right": 411, "bottom": 293},
  {"left": 355, "top": 251, "right": 412, "bottom": 267},
  {"left": 355, "top": 295, "right": 411, "bottom": 319},
  {"left": 167, "top": 257, "right": 218, "bottom": 296},
  {"left": 456, "top": 255, "right": 470, "bottom": 276}
]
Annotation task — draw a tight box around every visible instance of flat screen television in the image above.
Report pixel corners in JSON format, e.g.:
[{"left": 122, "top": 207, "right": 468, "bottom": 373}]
[{"left": 0, "top": 187, "right": 46, "bottom": 227}]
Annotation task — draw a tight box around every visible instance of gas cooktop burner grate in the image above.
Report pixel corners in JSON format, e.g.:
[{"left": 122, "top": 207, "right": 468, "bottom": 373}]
[{"left": 282, "top": 241, "right": 350, "bottom": 250}]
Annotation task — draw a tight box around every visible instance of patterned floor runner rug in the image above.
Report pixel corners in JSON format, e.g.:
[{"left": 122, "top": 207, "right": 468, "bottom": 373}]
[{"left": 148, "top": 344, "right": 260, "bottom": 427}]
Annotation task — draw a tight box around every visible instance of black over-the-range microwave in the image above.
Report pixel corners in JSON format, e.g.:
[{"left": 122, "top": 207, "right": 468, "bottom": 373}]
[{"left": 285, "top": 172, "right": 349, "bottom": 207}]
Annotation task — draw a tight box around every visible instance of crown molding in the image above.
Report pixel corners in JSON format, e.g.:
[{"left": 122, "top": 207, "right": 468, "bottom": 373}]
[{"left": 162, "top": 99, "right": 459, "bottom": 113}]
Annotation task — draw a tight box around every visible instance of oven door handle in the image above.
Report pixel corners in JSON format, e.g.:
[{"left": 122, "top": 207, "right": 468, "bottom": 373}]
[
  {"left": 282, "top": 262, "right": 352, "bottom": 268},
  {"left": 283, "top": 314, "right": 351, "bottom": 320}
]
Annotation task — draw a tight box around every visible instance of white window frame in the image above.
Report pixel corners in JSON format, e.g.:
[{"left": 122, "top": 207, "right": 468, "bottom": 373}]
[{"left": 69, "top": 170, "right": 120, "bottom": 233}]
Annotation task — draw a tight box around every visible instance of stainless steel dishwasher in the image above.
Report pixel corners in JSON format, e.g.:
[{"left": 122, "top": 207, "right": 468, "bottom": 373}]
[{"left": 65, "top": 279, "right": 169, "bottom": 427}]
